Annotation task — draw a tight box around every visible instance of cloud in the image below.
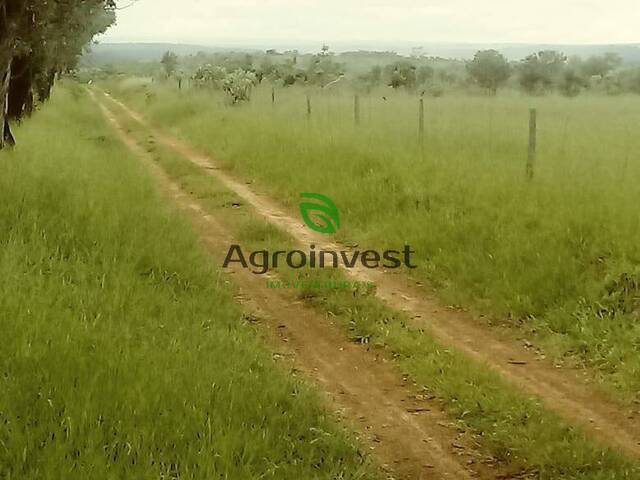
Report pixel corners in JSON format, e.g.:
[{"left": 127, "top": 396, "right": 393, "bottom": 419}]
[{"left": 106, "top": 0, "right": 639, "bottom": 46}]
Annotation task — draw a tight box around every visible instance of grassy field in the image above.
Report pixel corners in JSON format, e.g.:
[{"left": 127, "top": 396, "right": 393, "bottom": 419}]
[
  {"left": 0, "top": 87, "right": 375, "bottom": 479},
  {"left": 107, "top": 78, "right": 640, "bottom": 400},
  {"left": 109, "top": 99, "right": 640, "bottom": 479}
]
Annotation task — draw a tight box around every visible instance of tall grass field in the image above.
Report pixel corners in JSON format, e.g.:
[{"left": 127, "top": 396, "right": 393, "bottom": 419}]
[
  {"left": 109, "top": 79, "right": 640, "bottom": 399},
  {"left": 109, "top": 106, "right": 640, "bottom": 479},
  {"left": 0, "top": 87, "right": 374, "bottom": 479}
]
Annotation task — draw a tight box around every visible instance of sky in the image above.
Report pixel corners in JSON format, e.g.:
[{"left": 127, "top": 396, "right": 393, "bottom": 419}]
[{"left": 104, "top": 0, "right": 639, "bottom": 49}]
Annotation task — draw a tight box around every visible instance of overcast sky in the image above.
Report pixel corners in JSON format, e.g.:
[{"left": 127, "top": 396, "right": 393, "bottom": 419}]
[{"left": 104, "top": 0, "right": 639, "bottom": 48}]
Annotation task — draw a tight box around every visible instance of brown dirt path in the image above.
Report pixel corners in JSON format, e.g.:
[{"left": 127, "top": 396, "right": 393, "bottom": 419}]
[
  {"left": 100, "top": 91, "right": 640, "bottom": 459},
  {"left": 91, "top": 91, "right": 505, "bottom": 480}
]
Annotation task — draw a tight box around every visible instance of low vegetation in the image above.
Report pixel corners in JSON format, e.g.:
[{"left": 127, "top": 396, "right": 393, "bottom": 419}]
[{"left": 0, "top": 87, "right": 374, "bottom": 479}]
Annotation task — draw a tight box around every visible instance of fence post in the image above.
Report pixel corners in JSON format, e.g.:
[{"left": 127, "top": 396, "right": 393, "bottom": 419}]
[
  {"left": 418, "top": 98, "right": 425, "bottom": 146},
  {"left": 527, "top": 108, "right": 537, "bottom": 180},
  {"left": 272, "top": 87, "right": 275, "bottom": 105},
  {"left": 306, "top": 95, "right": 312, "bottom": 118},
  {"left": 354, "top": 95, "right": 360, "bottom": 126}
]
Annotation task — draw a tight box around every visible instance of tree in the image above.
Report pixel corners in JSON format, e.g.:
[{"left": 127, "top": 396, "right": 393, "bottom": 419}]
[
  {"left": 518, "top": 50, "right": 567, "bottom": 94},
  {"left": 581, "top": 53, "right": 622, "bottom": 79},
  {"left": 417, "top": 65, "right": 435, "bottom": 85},
  {"left": 192, "top": 64, "right": 227, "bottom": 88},
  {"left": 222, "top": 69, "right": 257, "bottom": 104},
  {"left": 358, "top": 65, "right": 382, "bottom": 91},
  {"left": 384, "top": 61, "right": 417, "bottom": 90},
  {"left": 618, "top": 67, "right": 640, "bottom": 94},
  {"left": 1, "top": 0, "right": 116, "bottom": 149},
  {"left": 467, "top": 50, "right": 510, "bottom": 95},
  {"left": 308, "top": 45, "right": 342, "bottom": 86},
  {"left": 160, "top": 51, "right": 178, "bottom": 78},
  {"left": 559, "top": 66, "right": 588, "bottom": 97},
  {"left": 258, "top": 56, "right": 277, "bottom": 80}
]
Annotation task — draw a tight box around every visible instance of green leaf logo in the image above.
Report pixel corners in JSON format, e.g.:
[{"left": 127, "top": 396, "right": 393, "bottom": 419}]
[{"left": 300, "top": 193, "right": 341, "bottom": 234}]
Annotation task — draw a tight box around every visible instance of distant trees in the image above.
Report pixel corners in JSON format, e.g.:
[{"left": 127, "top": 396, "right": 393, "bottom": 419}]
[
  {"left": 190, "top": 65, "right": 258, "bottom": 104},
  {"left": 142, "top": 46, "right": 639, "bottom": 101},
  {"left": 559, "top": 65, "right": 588, "bottom": 97},
  {"left": 385, "top": 61, "right": 417, "bottom": 90},
  {"left": 513, "top": 51, "right": 624, "bottom": 96},
  {"left": 160, "top": 51, "right": 179, "bottom": 77},
  {"left": 518, "top": 50, "right": 567, "bottom": 94},
  {"left": 417, "top": 65, "right": 435, "bottom": 85},
  {"left": 192, "top": 65, "right": 227, "bottom": 87},
  {"left": 467, "top": 50, "right": 510, "bottom": 94},
  {"left": 222, "top": 70, "right": 257, "bottom": 103},
  {"left": 358, "top": 65, "right": 382, "bottom": 91},
  {"left": 1, "top": 0, "right": 116, "bottom": 149},
  {"left": 618, "top": 68, "right": 640, "bottom": 94},
  {"left": 309, "top": 45, "right": 343, "bottom": 87},
  {"left": 580, "top": 53, "right": 622, "bottom": 78}
]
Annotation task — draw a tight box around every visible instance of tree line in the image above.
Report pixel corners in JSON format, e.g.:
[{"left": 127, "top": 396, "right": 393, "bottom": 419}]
[
  {"left": 141, "top": 46, "right": 640, "bottom": 102},
  {"left": 466, "top": 49, "right": 627, "bottom": 96},
  {"left": 0, "top": 0, "right": 116, "bottom": 149}
]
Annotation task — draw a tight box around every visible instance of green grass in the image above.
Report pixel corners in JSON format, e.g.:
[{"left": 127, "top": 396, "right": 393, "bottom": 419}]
[
  {"left": 0, "top": 86, "right": 376, "bottom": 479},
  {"left": 112, "top": 103, "right": 640, "bottom": 479},
  {"left": 105, "top": 78, "right": 640, "bottom": 400}
]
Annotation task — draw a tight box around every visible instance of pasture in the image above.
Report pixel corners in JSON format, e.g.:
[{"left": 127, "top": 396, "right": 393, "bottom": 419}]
[{"left": 109, "top": 78, "right": 640, "bottom": 399}]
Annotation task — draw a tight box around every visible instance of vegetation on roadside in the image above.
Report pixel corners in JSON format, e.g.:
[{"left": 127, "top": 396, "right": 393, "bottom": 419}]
[
  {"left": 104, "top": 78, "right": 640, "bottom": 401},
  {"left": 0, "top": 88, "right": 375, "bottom": 479},
  {"left": 0, "top": 1, "right": 115, "bottom": 148},
  {"left": 106, "top": 98, "right": 640, "bottom": 479}
]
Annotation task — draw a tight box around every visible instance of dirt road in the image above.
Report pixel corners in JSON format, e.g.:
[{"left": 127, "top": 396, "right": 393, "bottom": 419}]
[
  {"left": 98, "top": 90, "right": 640, "bottom": 460},
  {"left": 91, "top": 91, "right": 506, "bottom": 479}
]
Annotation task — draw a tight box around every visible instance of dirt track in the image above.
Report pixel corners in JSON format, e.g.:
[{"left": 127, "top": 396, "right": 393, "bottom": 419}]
[
  {"left": 91, "top": 91, "right": 505, "bottom": 479},
  {"left": 98, "top": 90, "right": 640, "bottom": 460}
]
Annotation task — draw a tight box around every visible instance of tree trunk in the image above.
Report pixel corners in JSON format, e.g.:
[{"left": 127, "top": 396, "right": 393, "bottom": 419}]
[
  {"left": 8, "top": 54, "right": 33, "bottom": 121},
  {"left": 0, "top": 57, "right": 14, "bottom": 149},
  {"left": 0, "top": 2, "right": 16, "bottom": 149},
  {"left": 24, "top": 88, "right": 33, "bottom": 116},
  {"left": 36, "top": 69, "right": 56, "bottom": 103}
]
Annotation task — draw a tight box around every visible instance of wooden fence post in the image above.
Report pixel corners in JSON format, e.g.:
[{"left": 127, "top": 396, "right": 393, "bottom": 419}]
[
  {"left": 272, "top": 87, "right": 275, "bottom": 105},
  {"left": 419, "top": 98, "right": 425, "bottom": 146},
  {"left": 527, "top": 108, "right": 537, "bottom": 180},
  {"left": 306, "top": 95, "right": 312, "bottom": 118}
]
